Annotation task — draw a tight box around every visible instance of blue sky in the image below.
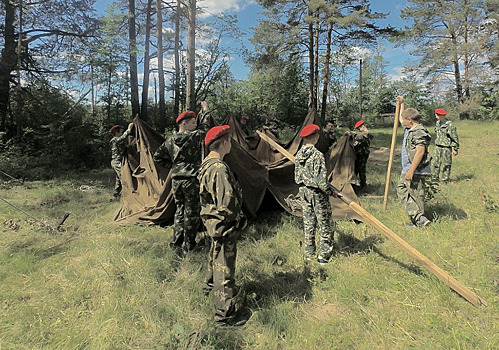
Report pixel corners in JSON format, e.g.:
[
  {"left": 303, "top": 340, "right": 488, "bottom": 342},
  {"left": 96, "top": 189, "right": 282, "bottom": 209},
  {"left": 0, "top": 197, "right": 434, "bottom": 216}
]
[
  {"left": 94, "top": 0, "right": 414, "bottom": 82},
  {"left": 197, "top": 0, "right": 414, "bottom": 81}
]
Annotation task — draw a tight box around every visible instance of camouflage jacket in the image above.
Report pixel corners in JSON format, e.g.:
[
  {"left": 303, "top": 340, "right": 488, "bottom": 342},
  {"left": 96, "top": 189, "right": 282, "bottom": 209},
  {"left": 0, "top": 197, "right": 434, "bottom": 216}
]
[
  {"left": 323, "top": 130, "right": 337, "bottom": 147},
  {"left": 353, "top": 132, "right": 373, "bottom": 157},
  {"left": 404, "top": 123, "right": 431, "bottom": 170},
  {"left": 153, "top": 113, "right": 210, "bottom": 179},
  {"left": 110, "top": 130, "right": 131, "bottom": 163},
  {"left": 435, "top": 120, "right": 459, "bottom": 150},
  {"left": 198, "top": 157, "right": 243, "bottom": 238},
  {"left": 295, "top": 145, "right": 334, "bottom": 194}
]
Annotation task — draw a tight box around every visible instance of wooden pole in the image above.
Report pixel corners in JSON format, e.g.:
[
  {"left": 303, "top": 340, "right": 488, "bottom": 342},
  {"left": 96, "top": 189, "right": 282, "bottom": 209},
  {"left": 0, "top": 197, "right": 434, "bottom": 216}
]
[
  {"left": 383, "top": 96, "right": 403, "bottom": 210},
  {"left": 60, "top": 89, "right": 92, "bottom": 119},
  {"left": 256, "top": 130, "right": 487, "bottom": 307}
]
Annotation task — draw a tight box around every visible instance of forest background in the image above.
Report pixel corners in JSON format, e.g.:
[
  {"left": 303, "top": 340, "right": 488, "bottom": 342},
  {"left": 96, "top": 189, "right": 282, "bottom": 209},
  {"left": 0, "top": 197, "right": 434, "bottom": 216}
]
[{"left": 0, "top": 0, "right": 498, "bottom": 178}]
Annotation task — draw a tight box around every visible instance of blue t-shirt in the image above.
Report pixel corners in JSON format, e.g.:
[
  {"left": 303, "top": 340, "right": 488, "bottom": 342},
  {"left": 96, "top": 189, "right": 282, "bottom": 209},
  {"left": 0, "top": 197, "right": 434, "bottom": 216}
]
[{"left": 401, "top": 129, "right": 411, "bottom": 174}]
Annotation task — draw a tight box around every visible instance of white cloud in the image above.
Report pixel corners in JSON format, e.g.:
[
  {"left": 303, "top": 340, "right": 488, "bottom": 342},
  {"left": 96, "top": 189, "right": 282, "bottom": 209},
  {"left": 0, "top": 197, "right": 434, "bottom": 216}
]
[
  {"left": 198, "top": 0, "right": 254, "bottom": 17},
  {"left": 387, "top": 67, "right": 406, "bottom": 82}
]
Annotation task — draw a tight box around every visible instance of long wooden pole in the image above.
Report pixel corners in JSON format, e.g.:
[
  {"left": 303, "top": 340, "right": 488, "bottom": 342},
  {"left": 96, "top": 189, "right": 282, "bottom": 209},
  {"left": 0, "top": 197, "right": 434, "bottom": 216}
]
[
  {"left": 256, "top": 130, "right": 487, "bottom": 307},
  {"left": 383, "top": 96, "right": 403, "bottom": 210},
  {"left": 60, "top": 89, "right": 92, "bottom": 119}
]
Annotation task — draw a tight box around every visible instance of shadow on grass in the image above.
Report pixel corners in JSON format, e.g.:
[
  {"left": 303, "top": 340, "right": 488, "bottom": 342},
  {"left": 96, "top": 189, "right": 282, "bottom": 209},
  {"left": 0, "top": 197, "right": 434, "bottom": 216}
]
[
  {"left": 336, "top": 229, "right": 425, "bottom": 276},
  {"left": 241, "top": 267, "right": 313, "bottom": 310},
  {"left": 427, "top": 202, "right": 468, "bottom": 220},
  {"left": 453, "top": 173, "right": 475, "bottom": 182}
]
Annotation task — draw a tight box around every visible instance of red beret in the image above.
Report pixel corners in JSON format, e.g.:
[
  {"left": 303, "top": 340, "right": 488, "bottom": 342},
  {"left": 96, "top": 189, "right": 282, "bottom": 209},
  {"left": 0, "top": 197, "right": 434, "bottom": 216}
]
[
  {"left": 205, "top": 125, "right": 231, "bottom": 147},
  {"left": 109, "top": 125, "right": 123, "bottom": 134},
  {"left": 435, "top": 108, "right": 447, "bottom": 115},
  {"left": 299, "top": 124, "right": 320, "bottom": 138},
  {"left": 354, "top": 120, "right": 365, "bottom": 129},
  {"left": 176, "top": 110, "right": 196, "bottom": 124}
]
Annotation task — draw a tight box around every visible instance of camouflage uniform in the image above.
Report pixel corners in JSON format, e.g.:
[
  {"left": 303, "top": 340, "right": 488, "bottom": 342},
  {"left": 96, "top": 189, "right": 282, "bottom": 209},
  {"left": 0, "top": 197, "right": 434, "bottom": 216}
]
[
  {"left": 396, "top": 124, "right": 432, "bottom": 224},
  {"left": 198, "top": 157, "right": 244, "bottom": 322},
  {"left": 323, "top": 129, "right": 337, "bottom": 148},
  {"left": 295, "top": 145, "right": 336, "bottom": 261},
  {"left": 153, "top": 113, "right": 209, "bottom": 251},
  {"left": 432, "top": 120, "right": 459, "bottom": 183},
  {"left": 353, "top": 132, "right": 374, "bottom": 189},
  {"left": 110, "top": 129, "right": 131, "bottom": 196}
]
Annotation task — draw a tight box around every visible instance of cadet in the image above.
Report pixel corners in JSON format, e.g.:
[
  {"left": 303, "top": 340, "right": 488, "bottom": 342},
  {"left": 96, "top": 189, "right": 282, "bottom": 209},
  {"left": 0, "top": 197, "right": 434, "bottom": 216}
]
[
  {"left": 198, "top": 125, "right": 249, "bottom": 327},
  {"left": 262, "top": 119, "right": 280, "bottom": 139},
  {"left": 109, "top": 122, "right": 134, "bottom": 198},
  {"left": 432, "top": 108, "right": 459, "bottom": 183},
  {"left": 353, "top": 119, "right": 374, "bottom": 190},
  {"left": 240, "top": 115, "right": 250, "bottom": 135},
  {"left": 396, "top": 108, "right": 432, "bottom": 227},
  {"left": 295, "top": 124, "right": 339, "bottom": 265},
  {"left": 153, "top": 104, "right": 209, "bottom": 253},
  {"left": 323, "top": 121, "right": 337, "bottom": 148}
]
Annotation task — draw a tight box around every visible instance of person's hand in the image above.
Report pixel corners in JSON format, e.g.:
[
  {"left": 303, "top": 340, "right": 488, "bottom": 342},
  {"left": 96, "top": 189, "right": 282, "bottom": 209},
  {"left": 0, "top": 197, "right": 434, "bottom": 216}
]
[
  {"left": 453, "top": 150, "right": 458, "bottom": 156},
  {"left": 404, "top": 169, "right": 414, "bottom": 181},
  {"left": 331, "top": 191, "right": 341, "bottom": 198},
  {"left": 201, "top": 101, "right": 208, "bottom": 112},
  {"left": 127, "top": 122, "right": 134, "bottom": 132}
]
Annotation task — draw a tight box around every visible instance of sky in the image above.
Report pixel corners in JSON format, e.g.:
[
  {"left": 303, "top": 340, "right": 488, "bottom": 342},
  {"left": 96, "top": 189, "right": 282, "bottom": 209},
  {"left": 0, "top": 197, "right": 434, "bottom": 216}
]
[
  {"left": 191, "top": 0, "right": 415, "bottom": 81},
  {"left": 94, "top": 0, "right": 415, "bottom": 83}
]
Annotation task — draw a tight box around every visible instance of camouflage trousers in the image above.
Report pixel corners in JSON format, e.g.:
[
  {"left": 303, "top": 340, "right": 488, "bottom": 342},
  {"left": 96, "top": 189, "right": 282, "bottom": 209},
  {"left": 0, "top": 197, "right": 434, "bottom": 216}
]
[
  {"left": 171, "top": 178, "right": 200, "bottom": 251},
  {"left": 396, "top": 173, "right": 427, "bottom": 224},
  {"left": 355, "top": 154, "right": 370, "bottom": 188},
  {"left": 299, "top": 186, "right": 335, "bottom": 261},
  {"left": 432, "top": 146, "right": 452, "bottom": 182},
  {"left": 204, "top": 231, "right": 237, "bottom": 322},
  {"left": 111, "top": 160, "right": 122, "bottom": 196}
]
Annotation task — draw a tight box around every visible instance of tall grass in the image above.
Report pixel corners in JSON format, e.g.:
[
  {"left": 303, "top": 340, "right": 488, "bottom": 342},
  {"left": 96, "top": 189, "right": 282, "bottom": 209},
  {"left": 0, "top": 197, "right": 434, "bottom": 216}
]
[{"left": 0, "top": 121, "right": 497, "bottom": 349}]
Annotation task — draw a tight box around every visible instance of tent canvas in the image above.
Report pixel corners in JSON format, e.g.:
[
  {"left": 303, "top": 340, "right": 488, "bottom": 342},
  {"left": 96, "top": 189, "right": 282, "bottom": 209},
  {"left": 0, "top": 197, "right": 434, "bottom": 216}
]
[{"left": 114, "top": 111, "right": 362, "bottom": 224}]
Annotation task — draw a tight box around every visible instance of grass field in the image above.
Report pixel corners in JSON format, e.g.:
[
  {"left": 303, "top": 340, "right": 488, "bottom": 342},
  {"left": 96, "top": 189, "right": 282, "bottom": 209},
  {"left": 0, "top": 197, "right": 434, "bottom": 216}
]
[{"left": 0, "top": 121, "right": 498, "bottom": 349}]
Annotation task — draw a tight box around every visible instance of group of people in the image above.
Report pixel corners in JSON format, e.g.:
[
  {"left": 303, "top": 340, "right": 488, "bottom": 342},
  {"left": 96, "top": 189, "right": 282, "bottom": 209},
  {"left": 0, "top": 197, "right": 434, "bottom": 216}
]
[{"left": 107, "top": 105, "right": 459, "bottom": 326}]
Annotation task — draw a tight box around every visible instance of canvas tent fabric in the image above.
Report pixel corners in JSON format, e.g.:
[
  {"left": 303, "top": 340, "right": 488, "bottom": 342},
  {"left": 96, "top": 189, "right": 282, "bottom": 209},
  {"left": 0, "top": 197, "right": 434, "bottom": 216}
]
[{"left": 114, "top": 112, "right": 362, "bottom": 224}]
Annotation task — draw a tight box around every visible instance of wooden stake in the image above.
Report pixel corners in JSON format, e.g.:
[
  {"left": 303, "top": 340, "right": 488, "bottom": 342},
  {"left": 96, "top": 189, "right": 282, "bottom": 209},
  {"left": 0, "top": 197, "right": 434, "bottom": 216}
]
[
  {"left": 257, "top": 129, "right": 487, "bottom": 307},
  {"left": 383, "top": 96, "right": 403, "bottom": 210}
]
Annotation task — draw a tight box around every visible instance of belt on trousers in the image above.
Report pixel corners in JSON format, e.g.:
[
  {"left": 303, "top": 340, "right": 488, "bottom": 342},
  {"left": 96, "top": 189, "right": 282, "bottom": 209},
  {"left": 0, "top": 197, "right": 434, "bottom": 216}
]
[{"left": 435, "top": 145, "right": 452, "bottom": 148}]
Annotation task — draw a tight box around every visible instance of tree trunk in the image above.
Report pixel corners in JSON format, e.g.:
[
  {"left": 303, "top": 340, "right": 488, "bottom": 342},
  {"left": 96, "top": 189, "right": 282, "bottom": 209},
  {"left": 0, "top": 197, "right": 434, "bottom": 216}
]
[
  {"left": 140, "top": 0, "right": 154, "bottom": 121},
  {"left": 359, "top": 58, "right": 363, "bottom": 116},
  {"left": 186, "top": 0, "right": 196, "bottom": 111},
  {"left": 307, "top": 6, "right": 315, "bottom": 113},
  {"left": 463, "top": 10, "right": 471, "bottom": 99},
  {"left": 320, "top": 22, "right": 333, "bottom": 122},
  {"left": 128, "top": 0, "right": 140, "bottom": 117},
  {"left": 451, "top": 34, "right": 464, "bottom": 104},
  {"left": 174, "top": 0, "right": 181, "bottom": 117},
  {"left": 0, "top": 0, "right": 17, "bottom": 132},
  {"left": 90, "top": 61, "right": 95, "bottom": 117},
  {"left": 157, "top": 0, "right": 166, "bottom": 126},
  {"left": 107, "top": 54, "right": 112, "bottom": 122},
  {"left": 314, "top": 14, "right": 320, "bottom": 112}
]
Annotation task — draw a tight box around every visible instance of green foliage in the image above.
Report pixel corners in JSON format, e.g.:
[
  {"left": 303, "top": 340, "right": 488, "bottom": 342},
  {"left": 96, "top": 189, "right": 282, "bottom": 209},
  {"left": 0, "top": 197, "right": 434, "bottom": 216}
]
[
  {"left": 0, "top": 84, "right": 108, "bottom": 180},
  {"left": 394, "top": 0, "right": 491, "bottom": 104}
]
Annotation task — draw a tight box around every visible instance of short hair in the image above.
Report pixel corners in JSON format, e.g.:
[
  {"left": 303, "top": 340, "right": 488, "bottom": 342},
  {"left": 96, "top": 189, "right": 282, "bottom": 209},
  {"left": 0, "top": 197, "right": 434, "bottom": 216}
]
[
  {"left": 208, "top": 134, "right": 230, "bottom": 151},
  {"left": 401, "top": 108, "right": 421, "bottom": 121},
  {"left": 180, "top": 116, "right": 196, "bottom": 124},
  {"left": 303, "top": 133, "right": 319, "bottom": 143}
]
